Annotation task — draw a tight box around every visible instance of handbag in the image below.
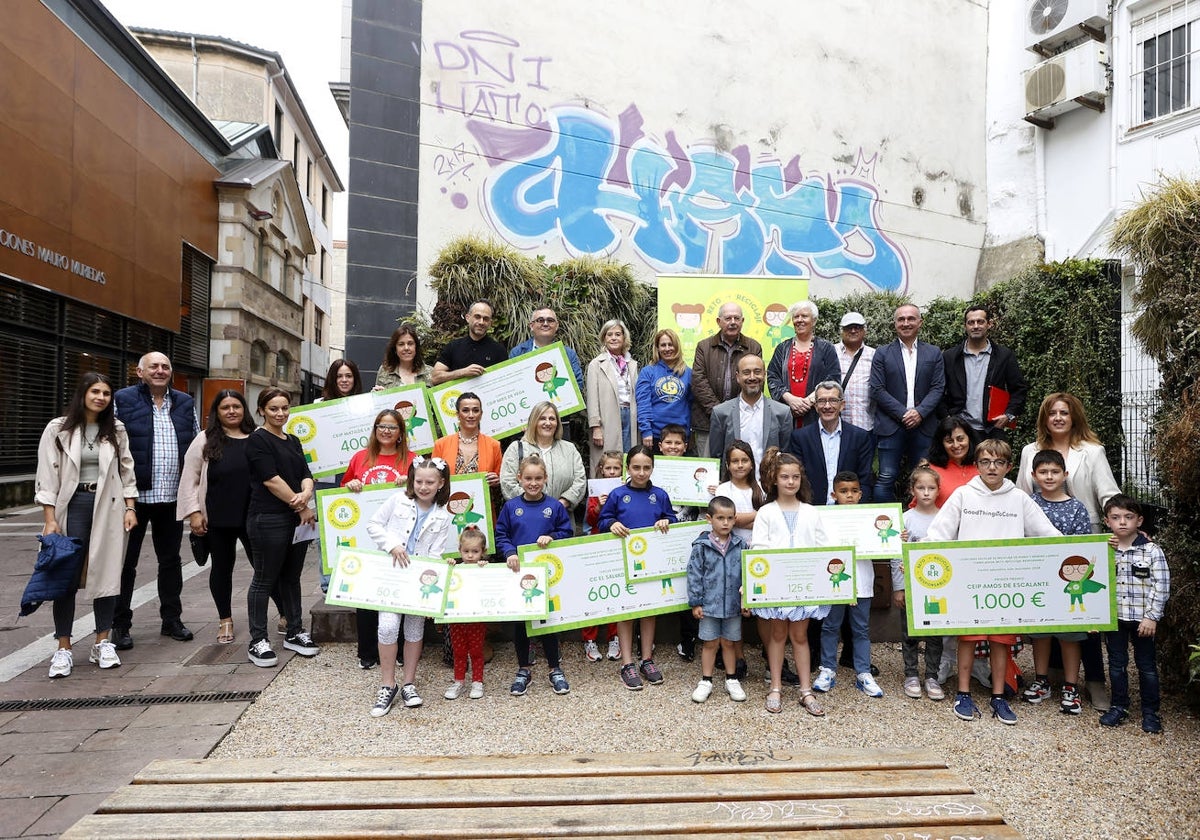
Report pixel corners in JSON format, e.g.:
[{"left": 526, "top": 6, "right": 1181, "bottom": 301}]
[{"left": 189, "top": 532, "right": 210, "bottom": 567}]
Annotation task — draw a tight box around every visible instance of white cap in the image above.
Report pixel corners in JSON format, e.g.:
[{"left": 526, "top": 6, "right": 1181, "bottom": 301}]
[{"left": 840, "top": 311, "right": 866, "bottom": 327}]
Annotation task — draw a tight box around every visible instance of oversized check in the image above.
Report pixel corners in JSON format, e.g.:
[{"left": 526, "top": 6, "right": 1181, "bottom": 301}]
[
  {"left": 286, "top": 385, "right": 436, "bottom": 478},
  {"left": 428, "top": 342, "right": 583, "bottom": 438},
  {"left": 326, "top": 547, "right": 450, "bottom": 618},
  {"left": 316, "top": 473, "right": 495, "bottom": 573},
  {"left": 521, "top": 533, "right": 689, "bottom": 636},
  {"left": 903, "top": 534, "right": 1116, "bottom": 636},
  {"left": 650, "top": 456, "right": 720, "bottom": 507},
  {"left": 816, "top": 502, "right": 905, "bottom": 560},
  {"left": 742, "top": 547, "right": 859, "bottom": 609},
  {"left": 439, "top": 562, "right": 549, "bottom": 623},
  {"left": 623, "top": 521, "right": 707, "bottom": 582}
]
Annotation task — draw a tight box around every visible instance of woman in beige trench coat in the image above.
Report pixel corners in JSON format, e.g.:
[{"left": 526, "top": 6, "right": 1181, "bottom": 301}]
[
  {"left": 586, "top": 319, "right": 638, "bottom": 468},
  {"left": 35, "top": 372, "right": 138, "bottom": 678}
]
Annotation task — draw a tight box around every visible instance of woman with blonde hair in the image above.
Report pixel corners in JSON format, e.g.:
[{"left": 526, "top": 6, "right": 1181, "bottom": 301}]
[
  {"left": 586, "top": 319, "right": 638, "bottom": 467},
  {"left": 636, "top": 328, "right": 694, "bottom": 449},
  {"left": 499, "top": 401, "right": 586, "bottom": 512}
]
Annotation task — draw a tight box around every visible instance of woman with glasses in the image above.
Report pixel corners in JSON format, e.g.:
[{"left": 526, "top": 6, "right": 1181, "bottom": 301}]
[
  {"left": 766, "top": 301, "right": 840, "bottom": 427},
  {"left": 340, "top": 409, "right": 415, "bottom": 669}
]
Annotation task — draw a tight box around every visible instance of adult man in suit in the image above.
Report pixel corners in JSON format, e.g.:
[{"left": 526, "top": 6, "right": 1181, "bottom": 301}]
[
  {"left": 707, "top": 354, "right": 791, "bottom": 465},
  {"left": 941, "top": 305, "right": 1027, "bottom": 441},
  {"left": 786, "top": 381, "right": 874, "bottom": 504},
  {"left": 112, "top": 351, "right": 199, "bottom": 649},
  {"left": 869, "top": 304, "right": 945, "bottom": 502}
]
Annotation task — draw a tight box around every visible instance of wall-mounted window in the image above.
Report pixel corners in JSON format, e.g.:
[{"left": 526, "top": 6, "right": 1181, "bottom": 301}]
[
  {"left": 306, "top": 159, "right": 313, "bottom": 199},
  {"left": 250, "top": 340, "right": 268, "bottom": 376},
  {"left": 275, "top": 350, "right": 291, "bottom": 381},
  {"left": 273, "top": 103, "right": 283, "bottom": 151},
  {"left": 1133, "top": 1, "right": 1198, "bottom": 123},
  {"left": 321, "top": 185, "right": 329, "bottom": 224},
  {"left": 314, "top": 308, "right": 324, "bottom": 347}
]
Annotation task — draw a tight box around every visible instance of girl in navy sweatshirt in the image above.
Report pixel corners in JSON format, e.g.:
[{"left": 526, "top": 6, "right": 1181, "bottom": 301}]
[
  {"left": 495, "top": 454, "right": 573, "bottom": 697},
  {"left": 597, "top": 444, "right": 677, "bottom": 690}
]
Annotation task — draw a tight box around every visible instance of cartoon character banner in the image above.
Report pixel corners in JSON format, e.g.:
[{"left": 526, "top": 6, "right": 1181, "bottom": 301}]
[
  {"left": 816, "top": 503, "right": 906, "bottom": 561},
  {"left": 438, "top": 562, "right": 549, "bottom": 623},
  {"left": 286, "top": 385, "right": 436, "bottom": 479},
  {"left": 902, "top": 535, "right": 1117, "bottom": 637},
  {"left": 648, "top": 455, "right": 720, "bottom": 507},
  {"left": 427, "top": 342, "right": 584, "bottom": 439},
  {"left": 326, "top": 547, "right": 450, "bottom": 618},
  {"left": 656, "top": 275, "right": 810, "bottom": 371},
  {"left": 521, "top": 533, "right": 689, "bottom": 636},
  {"left": 316, "top": 474, "right": 494, "bottom": 573},
  {"left": 623, "top": 521, "right": 707, "bottom": 582},
  {"left": 742, "top": 547, "right": 859, "bottom": 609}
]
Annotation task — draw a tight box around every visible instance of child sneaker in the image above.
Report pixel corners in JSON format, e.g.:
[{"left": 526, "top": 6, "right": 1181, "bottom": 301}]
[
  {"left": 1142, "top": 712, "right": 1163, "bottom": 734},
  {"left": 1059, "top": 685, "right": 1082, "bottom": 715},
  {"left": 1099, "top": 706, "right": 1129, "bottom": 727},
  {"left": 813, "top": 666, "right": 836, "bottom": 693},
  {"left": 583, "top": 640, "right": 602, "bottom": 662},
  {"left": 89, "top": 640, "right": 121, "bottom": 669},
  {"left": 510, "top": 668, "right": 532, "bottom": 696},
  {"left": 549, "top": 669, "right": 570, "bottom": 695},
  {"left": 468, "top": 681, "right": 484, "bottom": 700},
  {"left": 990, "top": 696, "right": 1018, "bottom": 725},
  {"left": 400, "top": 683, "right": 423, "bottom": 707},
  {"left": 48, "top": 648, "right": 73, "bottom": 678},
  {"left": 248, "top": 639, "right": 277, "bottom": 667},
  {"left": 924, "top": 677, "right": 945, "bottom": 701},
  {"left": 856, "top": 672, "right": 884, "bottom": 698},
  {"left": 725, "top": 678, "right": 747, "bottom": 702},
  {"left": 903, "top": 676, "right": 922, "bottom": 699},
  {"left": 283, "top": 632, "right": 320, "bottom": 657},
  {"left": 1022, "top": 677, "right": 1051, "bottom": 704},
  {"left": 953, "top": 692, "right": 980, "bottom": 721},
  {"left": 639, "top": 658, "right": 664, "bottom": 685},
  {"left": 620, "top": 662, "right": 644, "bottom": 690},
  {"left": 444, "top": 681, "right": 464, "bottom": 700},
  {"left": 370, "top": 685, "right": 398, "bottom": 717},
  {"left": 607, "top": 638, "right": 621, "bottom": 660},
  {"left": 691, "top": 679, "right": 713, "bottom": 703}
]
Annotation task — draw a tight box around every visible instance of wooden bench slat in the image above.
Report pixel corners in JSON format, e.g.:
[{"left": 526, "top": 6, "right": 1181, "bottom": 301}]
[
  {"left": 131, "top": 749, "right": 947, "bottom": 784},
  {"left": 100, "top": 768, "right": 974, "bottom": 813},
  {"left": 65, "top": 794, "right": 1008, "bottom": 839}
]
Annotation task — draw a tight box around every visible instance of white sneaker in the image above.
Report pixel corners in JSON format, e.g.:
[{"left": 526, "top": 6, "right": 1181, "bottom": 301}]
[
  {"left": 469, "top": 681, "right": 484, "bottom": 699},
  {"left": 813, "top": 666, "right": 836, "bottom": 693},
  {"left": 725, "top": 678, "right": 747, "bottom": 702},
  {"left": 583, "top": 640, "right": 602, "bottom": 662},
  {"left": 89, "top": 640, "right": 121, "bottom": 669},
  {"left": 903, "top": 676, "right": 922, "bottom": 699},
  {"left": 924, "top": 677, "right": 945, "bottom": 701},
  {"left": 691, "top": 679, "right": 714, "bottom": 703},
  {"left": 48, "top": 648, "right": 73, "bottom": 678},
  {"left": 606, "top": 638, "right": 621, "bottom": 661},
  {"left": 856, "top": 671, "right": 884, "bottom": 698},
  {"left": 444, "top": 681, "right": 463, "bottom": 700}
]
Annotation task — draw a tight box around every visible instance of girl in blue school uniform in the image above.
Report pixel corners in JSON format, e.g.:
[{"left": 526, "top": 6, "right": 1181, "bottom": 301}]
[{"left": 597, "top": 444, "right": 677, "bottom": 691}]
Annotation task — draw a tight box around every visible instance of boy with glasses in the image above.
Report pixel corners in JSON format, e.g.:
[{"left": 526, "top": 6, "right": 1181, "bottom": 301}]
[{"left": 925, "top": 439, "right": 1060, "bottom": 725}]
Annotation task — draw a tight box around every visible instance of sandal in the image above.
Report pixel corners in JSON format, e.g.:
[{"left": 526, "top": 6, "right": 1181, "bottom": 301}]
[
  {"left": 765, "top": 687, "right": 782, "bottom": 714},
  {"left": 217, "top": 619, "right": 235, "bottom": 645},
  {"left": 800, "top": 689, "right": 825, "bottom": 717}
]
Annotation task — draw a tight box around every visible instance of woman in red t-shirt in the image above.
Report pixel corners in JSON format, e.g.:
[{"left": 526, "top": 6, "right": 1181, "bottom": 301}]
[{"left": 340, "top": 409, "right": 415, "bottom": 668}]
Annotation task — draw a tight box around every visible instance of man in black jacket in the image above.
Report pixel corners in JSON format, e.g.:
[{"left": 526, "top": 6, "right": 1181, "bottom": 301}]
[
  {"left": 941, "top": 305, "right": 1028, "bottom": 441},
  {"left": 111, "top": 352, "right": 199, "bottom": 649}
]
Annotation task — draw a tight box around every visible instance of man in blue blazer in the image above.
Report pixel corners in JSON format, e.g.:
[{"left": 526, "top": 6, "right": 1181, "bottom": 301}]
[
  {"left": 868, "top": 304, "right": 945, "bottom": 502},
  {"left": 786, "top": 381, "right": 874, "bottom": 504},
  {"left": 707, "top": 355, "right": 792, "bottom": 465}
]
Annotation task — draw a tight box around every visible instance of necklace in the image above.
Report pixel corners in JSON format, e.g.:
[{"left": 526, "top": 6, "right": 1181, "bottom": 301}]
[
  {"left": 83, "top": 431, "right": 99, "bottom": 450},
  {"left": 459, "top": 433, "right": 479, "bottom": 445}
]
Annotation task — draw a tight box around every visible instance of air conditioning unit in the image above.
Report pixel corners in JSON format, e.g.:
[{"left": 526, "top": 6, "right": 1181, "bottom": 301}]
[
  {"left": 1025, "top": 0, "right": 1110, "bottom": 53},
  {"left": 1024, "top": 40, "right": 1107, "bottom": 123}
]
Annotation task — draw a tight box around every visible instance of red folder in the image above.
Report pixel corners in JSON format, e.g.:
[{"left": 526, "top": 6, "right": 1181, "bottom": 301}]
[{"left": 987, "top": 386, "right": 1016, "bottom": 429}]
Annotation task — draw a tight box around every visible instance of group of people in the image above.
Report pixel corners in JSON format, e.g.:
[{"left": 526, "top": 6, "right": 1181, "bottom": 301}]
[{"left": 33, "top": 298, "right": 1169, "bottom": 735}]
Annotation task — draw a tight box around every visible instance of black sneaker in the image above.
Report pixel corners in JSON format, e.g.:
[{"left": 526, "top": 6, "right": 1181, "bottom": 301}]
[
  {"left": 675, "top": 642, "right": 694, "bottom": 662},
  {"left": 283, "top": 632, "right": 320, "bottom": 657},
  {"left": 358, "top": 657, "right": 379, "bottom": 670},
  {"left": 1142, "top": 712, "right": 1163, "bottom": 734},
  {"left": 111, "top": 628, "right": 134, "bottom": 651},
  {"left": 248, "top": 639, "right": 277, "bottom": 667},
  {"left": 510, "top": 668, "right": 532, "bottom": 696},
  {"left": 781, "top": 659, "right": 800, "bottom": 686}
]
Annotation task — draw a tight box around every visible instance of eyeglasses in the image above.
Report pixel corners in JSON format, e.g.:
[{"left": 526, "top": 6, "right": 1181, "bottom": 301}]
[
  {"left": 976, "top": 458, "right": 1010, "bottom": 468},
  {"left": 532, "top": 317, "right": 558, "bottom": 326},
  {"left": 375, "top": 424, "right": 400, "bottom": 432},
  {"left": 815, "top": 398, "right": 843, "bottom": 406}
]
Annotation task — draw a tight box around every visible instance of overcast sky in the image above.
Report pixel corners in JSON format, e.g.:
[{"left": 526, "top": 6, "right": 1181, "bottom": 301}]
[{"left": 103, "top": 0, "right": 351, "bottom": 239}]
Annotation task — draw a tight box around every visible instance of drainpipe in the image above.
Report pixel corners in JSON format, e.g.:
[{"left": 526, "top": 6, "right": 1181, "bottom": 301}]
[{"left": 190, "top": 35, "right": 198, "bottom": 102}]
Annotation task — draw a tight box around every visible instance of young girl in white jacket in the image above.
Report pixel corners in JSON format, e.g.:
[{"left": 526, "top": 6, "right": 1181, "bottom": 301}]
[{"left": 364, "top": 456, "right": 455, "bottom": 716}]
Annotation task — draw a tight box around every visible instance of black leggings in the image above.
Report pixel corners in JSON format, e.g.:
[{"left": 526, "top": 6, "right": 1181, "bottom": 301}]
[
  {"left": 513, "top": 621, "right": 560, "bottom": 669},
  {"left": 52, "top": 492, "right": 116, "bottom": 638}
]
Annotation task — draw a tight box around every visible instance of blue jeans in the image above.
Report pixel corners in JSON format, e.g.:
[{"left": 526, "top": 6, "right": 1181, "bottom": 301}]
[
  {"left": 874, "top": 429, "right": 933, "bottom": 502},
  {"left": 1106, "top": 620, "right": 1160, "bottom": 714},
  {"left": 820, "top": 596, "right": 872, "bottom": 674},
  {"left": 619, "top": 405, "right": 631, "bottom": 452}
]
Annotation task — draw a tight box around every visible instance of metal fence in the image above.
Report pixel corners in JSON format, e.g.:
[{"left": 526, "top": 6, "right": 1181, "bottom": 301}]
[{"left": 1119, "top": 273, "right": 1165, "bottom": 507}]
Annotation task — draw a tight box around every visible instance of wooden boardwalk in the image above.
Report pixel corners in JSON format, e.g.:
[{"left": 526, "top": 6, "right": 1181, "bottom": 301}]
[{"left": 63, "top": 749, "right": 1020, "bottom": 838}]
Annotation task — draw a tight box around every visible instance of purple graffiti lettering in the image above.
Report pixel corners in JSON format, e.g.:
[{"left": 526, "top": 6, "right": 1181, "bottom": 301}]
[
  {"left": 459, "top": 30, "right": 520, "bottom": 46},
  {"left": 434, "top": 41, "right": 469, "bottom": 71},
  {"left": 523, "top": 56, "right": 551, "bottom": 90},
  {"left": 466, "top": 105, "right": 908, "bottom": 290}
]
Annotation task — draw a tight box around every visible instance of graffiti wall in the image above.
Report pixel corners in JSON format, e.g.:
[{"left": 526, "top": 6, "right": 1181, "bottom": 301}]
[{"left": 417, "top": 2, "right": 988, "bottom": 307}]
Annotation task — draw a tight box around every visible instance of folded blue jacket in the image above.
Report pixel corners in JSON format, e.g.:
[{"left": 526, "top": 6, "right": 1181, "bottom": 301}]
[{"left": 20, "top": 533, "right": 84, "bottom": 617}]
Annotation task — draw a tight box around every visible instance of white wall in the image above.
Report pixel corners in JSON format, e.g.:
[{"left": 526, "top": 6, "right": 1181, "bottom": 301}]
[{"left": 415, "top": 0, "right": 989, "bottom": 308}]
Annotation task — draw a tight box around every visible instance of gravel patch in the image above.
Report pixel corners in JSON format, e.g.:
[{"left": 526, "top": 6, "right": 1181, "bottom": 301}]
[{"left": 213, "top": 637, "right": 1199, "bottom": 839}]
